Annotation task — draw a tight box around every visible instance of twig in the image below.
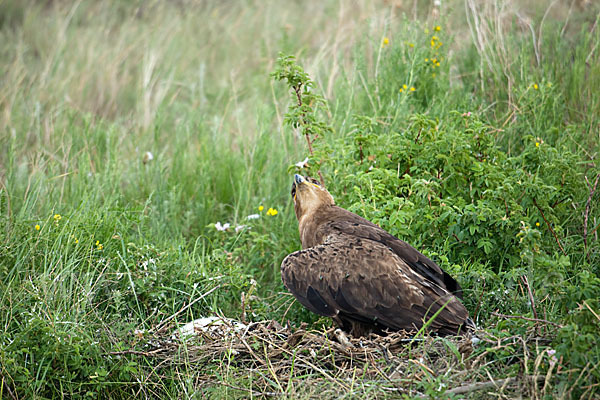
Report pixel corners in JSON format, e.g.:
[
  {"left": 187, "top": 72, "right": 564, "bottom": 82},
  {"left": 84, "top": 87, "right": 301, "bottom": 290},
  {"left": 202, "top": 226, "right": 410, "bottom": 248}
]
[
  {"left": 293, "top": 84, "right": 325, "bottom": 186},
  {"left": 581, "top": 300, "right": 600, "bottom": 322},
  {"left": 473, "top": 278, "right": 486, "bottom": 320},
  {"left": 452, "top": 233, "right": 466, "bottom": 244},
  {"left": 520, "top": 275, "right": 539, "bottom": 331},
  {"left": 583, "top": 173, "right": 600, "bottom": 248},
  {"left": 205, "top": 380, "right": 279, "bottom": 397},
  {"left": 246, "top": 328, "right": 351, "bottom": 390},
  {"left": 532, "top": 198, "right": 567, "bottom": 256},
  {"left": 0, "top": 369, "right": 18, "bottom": 400},
  {"left": 491, "top": 312, "right": 563, "bottom": 328},
  {"left": 588, "top": 219, "right": 600, "bottom": 238},
  {"left": 418, "top": 376, "right": 545, "bottom": 398},
  {"left": 106, "top": 347, "right": 167, "bottom": 357},
  {"left": 153, "top": 285, "right": 221, "bottom": 333}
]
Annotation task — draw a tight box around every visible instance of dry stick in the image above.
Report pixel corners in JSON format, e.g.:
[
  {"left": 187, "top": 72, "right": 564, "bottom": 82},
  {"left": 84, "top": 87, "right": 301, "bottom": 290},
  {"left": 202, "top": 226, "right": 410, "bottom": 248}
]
[
  {"left": 532, "top": 198, "right": 567, "bottom": 256},
  {"left": 205, "top": 380, "right": 278, "bottom": 397},
  {"left": 581, "top": 300, "right": 600, "bottom": 322},
  {"left": 106, "top": 347, "right": 166, "bottom": 357},
  {"left": 418, "top": 376, "right": 545, "bottom": 398},
  {"left": 583, "top": 173, "right": 600, "bottom": 249},
  {"left": 491, "top": 312, "right": 563, "bottom": 328},
  {"left": 240, "top": 292, "right": 247, "bottom": 324},
  {"left": 248, "top": 329, "right": 351, "bottom": 390},
  {"left": 521, "top": 275, "right": 539, "bottom": 334},
  {"left": 0, "top": 370, "right": 18, "bottom": 400}
]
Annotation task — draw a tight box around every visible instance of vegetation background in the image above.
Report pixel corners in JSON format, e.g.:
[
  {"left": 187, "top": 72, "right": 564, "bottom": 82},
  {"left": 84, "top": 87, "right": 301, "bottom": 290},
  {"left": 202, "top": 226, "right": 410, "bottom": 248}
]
[{"left": 0, "top": 0, "right": 599, "bottom": 398}]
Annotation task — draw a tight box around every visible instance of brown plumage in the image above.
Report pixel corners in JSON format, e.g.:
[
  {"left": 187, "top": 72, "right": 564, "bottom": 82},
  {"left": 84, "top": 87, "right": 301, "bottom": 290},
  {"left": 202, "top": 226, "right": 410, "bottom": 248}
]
[{"left": 281, "top": 174, "right": 472, "bottom": 337}]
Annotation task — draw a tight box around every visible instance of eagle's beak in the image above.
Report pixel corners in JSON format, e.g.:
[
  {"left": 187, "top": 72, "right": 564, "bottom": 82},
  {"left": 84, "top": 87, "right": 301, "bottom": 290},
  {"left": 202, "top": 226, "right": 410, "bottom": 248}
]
[{"left": 294, "top": 174, "right": 305, "bottom": 185}]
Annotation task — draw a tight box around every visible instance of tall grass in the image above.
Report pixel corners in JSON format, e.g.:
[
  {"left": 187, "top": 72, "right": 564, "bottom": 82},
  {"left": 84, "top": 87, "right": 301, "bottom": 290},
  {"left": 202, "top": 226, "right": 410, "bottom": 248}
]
[{"left": 1, "top": 0, "right": 599, "bottom": 398}]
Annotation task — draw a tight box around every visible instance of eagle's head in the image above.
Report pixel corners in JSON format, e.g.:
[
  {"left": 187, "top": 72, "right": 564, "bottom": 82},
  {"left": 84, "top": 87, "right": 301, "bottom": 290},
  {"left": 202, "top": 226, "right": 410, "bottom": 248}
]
[{"left": 291, "top": 174, "right": 335, "bottom": 221}]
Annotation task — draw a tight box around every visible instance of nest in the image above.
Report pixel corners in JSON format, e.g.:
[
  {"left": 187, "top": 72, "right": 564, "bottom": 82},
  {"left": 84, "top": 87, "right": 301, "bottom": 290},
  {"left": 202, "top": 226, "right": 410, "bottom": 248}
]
[{"left": 108, "top": 317, "right": 559, "bottom": 398}]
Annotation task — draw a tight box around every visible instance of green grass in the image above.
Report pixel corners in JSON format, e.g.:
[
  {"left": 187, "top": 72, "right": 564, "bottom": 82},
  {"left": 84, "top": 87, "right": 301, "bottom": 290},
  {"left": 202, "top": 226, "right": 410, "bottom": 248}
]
[{"left": 1, "top": 0, "right": 599, "bottom": 398}]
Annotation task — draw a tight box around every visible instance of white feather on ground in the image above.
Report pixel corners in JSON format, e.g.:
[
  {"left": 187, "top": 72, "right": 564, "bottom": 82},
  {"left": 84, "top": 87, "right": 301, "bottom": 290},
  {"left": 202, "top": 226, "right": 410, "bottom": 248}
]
[{"left": 173, "top": 316, "right": 247, "bottom": 340}]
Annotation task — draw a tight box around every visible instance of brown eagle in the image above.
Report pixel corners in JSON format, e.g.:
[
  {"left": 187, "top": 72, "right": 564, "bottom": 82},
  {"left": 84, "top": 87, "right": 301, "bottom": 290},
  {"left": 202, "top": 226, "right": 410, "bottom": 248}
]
[{"left": 281, "top": 174, "right": 472, "bottom": 337}]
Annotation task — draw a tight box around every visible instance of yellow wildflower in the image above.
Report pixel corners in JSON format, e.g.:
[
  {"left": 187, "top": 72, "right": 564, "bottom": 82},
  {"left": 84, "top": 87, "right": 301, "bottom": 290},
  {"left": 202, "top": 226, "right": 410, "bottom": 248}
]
[
  {"left": 408, "top": 42, "right": 414, "bottom": 48},
  {"left": 409, "top": 87, "right": 415, "bottom": 92},
  {"left": 54, "top": 214, "right": 61, "bottom": 221},
  {"left": 382, "top": 37, "right": 389, "bottom": 47},
  {"left": 258, "top": 205, "right": 264, "bottom": 212},
  {"left": 533, "top": 83, "right": 539, "bottom": 90},
  {"left": 425, "top": 58, "right": 429, "bottom": 62},
  {"left": 95, "top": 240, "right": 103, "bottom": 250},
  {"left": 399, "top": 88, "right": 404, "bottom": 93},
  {"left": 536, "top": 222, "right": 540, "bottom": 227},
  {"left": 434, "top": 25, "right": 441, "bottom": 32},
  {"left": 535, "top": 142, "right": 540, "bottom": 147},
  {"left": 35, "top": 224, "right": 40, "bottom": 231},
  {"left": 430, "top": 36, "right": 442, "bottom": 49},
  {"left": 266, "top": 208, "right": 278, "bottom": 216}
]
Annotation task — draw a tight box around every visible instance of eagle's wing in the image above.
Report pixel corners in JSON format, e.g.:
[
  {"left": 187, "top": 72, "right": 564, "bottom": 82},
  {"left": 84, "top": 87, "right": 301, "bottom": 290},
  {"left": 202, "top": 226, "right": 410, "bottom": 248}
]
[
  {"left": 325, "top": 207, "right": 463, "bottom": 298},
  {"left": 281, "top": 233, "right": 468, "bottom": 335}
]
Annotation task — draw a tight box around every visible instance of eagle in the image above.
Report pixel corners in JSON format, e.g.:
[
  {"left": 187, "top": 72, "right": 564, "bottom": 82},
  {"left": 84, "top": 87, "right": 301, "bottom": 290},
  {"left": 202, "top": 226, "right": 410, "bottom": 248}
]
[{"left": 281, "top": 174, "right": 472, "bottom": 337}]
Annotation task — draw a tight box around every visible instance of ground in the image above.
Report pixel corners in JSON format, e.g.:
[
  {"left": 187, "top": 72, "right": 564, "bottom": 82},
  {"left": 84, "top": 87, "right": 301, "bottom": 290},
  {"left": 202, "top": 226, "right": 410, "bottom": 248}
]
[{"left": 0, "top": 0, "right": 599, "bottom": 398}]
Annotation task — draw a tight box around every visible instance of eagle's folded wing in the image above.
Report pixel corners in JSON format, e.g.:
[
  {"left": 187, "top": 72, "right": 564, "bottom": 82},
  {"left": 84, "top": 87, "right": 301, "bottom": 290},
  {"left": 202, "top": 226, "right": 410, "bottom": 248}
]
[
  {"left": 323, "top": 208, "right": 463, "bottom": 299},
  {"left": 281, "top": 233, "right": 468, "bottom": 335}
]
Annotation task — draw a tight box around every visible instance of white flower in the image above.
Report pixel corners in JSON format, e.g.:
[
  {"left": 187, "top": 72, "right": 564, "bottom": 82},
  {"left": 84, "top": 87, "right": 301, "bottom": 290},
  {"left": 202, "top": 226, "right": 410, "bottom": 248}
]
[
  {"left": 235, "top": 225, "right": 247, "bottom": 232},
  {"left": 143, "top": 151, "right": 154, "bottom": 164},
  {"left": 295, "top": 157, "right": 309, "bottom": 169},
  {"left": 548, "top": 349, "right": 558, "bottom": 365},
  {"left": 215, "top": 222, "right": 230, "bottom": 231},
  {"left": 247, "top": 214, "right": 260, "bottom": 220}
]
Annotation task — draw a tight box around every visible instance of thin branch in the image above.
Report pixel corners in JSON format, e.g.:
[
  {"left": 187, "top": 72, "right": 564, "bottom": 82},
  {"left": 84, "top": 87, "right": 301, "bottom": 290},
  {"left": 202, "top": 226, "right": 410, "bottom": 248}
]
[
  {"left": 106, "top": 347, "right": 167, "bottom": 357},
  {"left": 205, "top": 380, "right": 278, "bottom": 397},
  {"left": 452, "top": 233, "right": 466, "bottom": 244},
  {"left": 533, "top": 198, "right": 567, "bottom": 256},
  {"left": 423, "top": 376, "right": 545, "bottom": 398},
  {"left": 292, "top": 83, "right": 325, "bottom": 185},
  {"left": 491, "top": 312, "right": 564, "bottom": 328},
  {"left": 521, "top": 275, "right": 540, "bottom": 334},
  {"left": 589, "top": 218, "right": 600, "bottom": 239},
  {"left": 0, "top": 369, "right": 18, "bottom": 400},
  {"left": 521, "top": 275, "right": 538, "bottom": 321},
  {"left": 581, "top": 300, "right": 600, "bottom": 323}
]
